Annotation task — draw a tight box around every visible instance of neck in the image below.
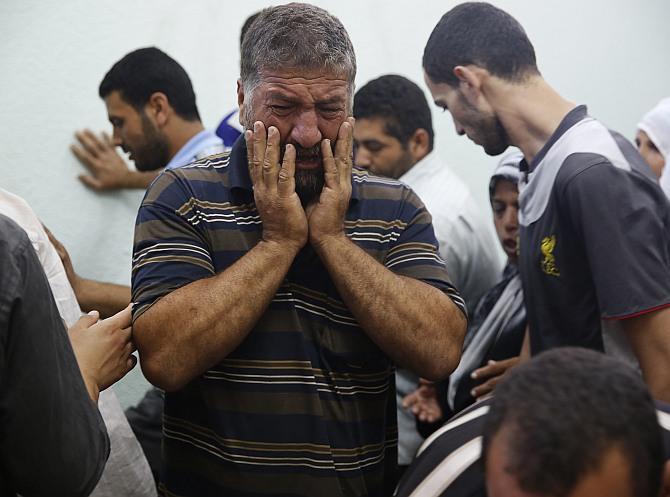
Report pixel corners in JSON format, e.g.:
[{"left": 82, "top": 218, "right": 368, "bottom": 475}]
[
  {"left": 485, "top": 75, "right": 576, "bottom": 163},
  {"left": 165, "top": 118, "right": 206, "bottom": 161}
]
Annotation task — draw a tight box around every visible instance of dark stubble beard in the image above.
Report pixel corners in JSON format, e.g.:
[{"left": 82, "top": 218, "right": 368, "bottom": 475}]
[
  {"left": 289, "top": 144, "right": 325, "bottom": 206},
  {"left": 458, "top": 92, "right": 510, "bottom": 156},
  {"left": 481, "top": 116, "right": 510, "bottom": 156},
  {"left": 133, "top": 112, "right": 171, "bottom": 172}
]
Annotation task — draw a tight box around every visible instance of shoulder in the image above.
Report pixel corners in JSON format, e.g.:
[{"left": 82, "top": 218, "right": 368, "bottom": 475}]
[
  {"left": 0, "top": 213, "right": 31, "bottom": 254},
  {"left": 353, "top": 168, "right": 424, "bottom": 209},
  {"left": 143, "top": 151, "right": 235, "bottom": 208},
  {"left": 395, "top": 398, "right": 490, "bottom": 497},
  {"left": 0, "top": 214, "right": 33, "bottom": 300}
]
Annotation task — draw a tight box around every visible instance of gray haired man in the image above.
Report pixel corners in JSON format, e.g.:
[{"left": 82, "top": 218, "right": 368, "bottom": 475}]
[{"left": 130, "top": 3, "right": 467, "bottom": 496}]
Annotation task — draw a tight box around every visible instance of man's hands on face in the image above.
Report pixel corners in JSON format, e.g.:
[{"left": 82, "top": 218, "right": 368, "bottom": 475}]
[
  {"left": 68, "top": 304, "right": 136, "bottom": 401},
  {"left": 306, "top": 117, "right": 355, "bottom": 250},
  {"left": 246, "top": 122, "right": 308, "bottom": 253},
  {"left": 71, "top": 129, "right": 133, "bottom": 191}
]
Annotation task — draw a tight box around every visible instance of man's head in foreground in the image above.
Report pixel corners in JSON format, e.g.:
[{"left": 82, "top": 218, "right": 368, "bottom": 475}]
[
  {"left": 483, "top": 348, "right": 670, "bottom": 497},
  {"left": 99, "top": 47, "right": 201, "bottom": 171},
  {"left": 352, "top": 74, "right": 434, "bottom": 179},
  {"left": 422, "top": 2, "right": 539, "bottom": 156},
  {"left": 237, "top": 2, "right": 356, "bottom": 205}
]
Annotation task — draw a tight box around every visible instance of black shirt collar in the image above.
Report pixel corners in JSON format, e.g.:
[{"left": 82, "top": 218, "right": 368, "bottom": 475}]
[{"left": 520, "top": 105, "right": 589, "bottom": 176}]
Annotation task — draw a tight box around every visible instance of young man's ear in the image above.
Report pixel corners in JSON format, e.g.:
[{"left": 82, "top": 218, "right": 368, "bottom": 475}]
[
  {"left": 408, "top": 128, "right": 431, "bottom": 163},
  {"left": 146, "top": 92, "right": 170, "bottom": 127},
  {"left": 453, "top": 65, "right": 485, "bottom": 106}
]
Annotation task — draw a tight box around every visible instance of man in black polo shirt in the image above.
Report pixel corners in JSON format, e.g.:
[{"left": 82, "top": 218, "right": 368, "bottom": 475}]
[
  {"left": 422, "top": 2, "right": 670, "bottom": 402},
  {"left": 395, "top": 348, "right": 670, "bottom": 497}
]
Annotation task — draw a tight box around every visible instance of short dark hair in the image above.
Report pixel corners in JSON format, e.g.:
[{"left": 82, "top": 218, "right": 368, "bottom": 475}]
[
  {"left": 423, "top": 2, "right": 539, "bottom": 87},
  {"left": 482, "top": 348, "right": 664, "bottom": 497},
  {"left": 353, "top": 75, "right": 434, "bottom": 151},
  {"left": 99, "top": 47, "right": 200, "bottom": 121}
]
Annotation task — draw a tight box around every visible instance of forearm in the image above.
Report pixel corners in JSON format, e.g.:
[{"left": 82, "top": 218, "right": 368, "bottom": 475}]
[
  {"left": 134, "top": 240, "right": 297, "bottom": 391},
  {"left": 75, "top": 278, "right": 131, "bottom": 318},
  {"left": 622, "top": 307, "right": 670, "bottom": 403},
  {"left": 314, "top": 235, "right": 466, "bottom": 380}
]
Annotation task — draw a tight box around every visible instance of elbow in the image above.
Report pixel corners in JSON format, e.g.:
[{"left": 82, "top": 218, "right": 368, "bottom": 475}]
[
  {"left": 421, "top": 311, "right": 467, "bottom": 381},
  {"left": 135, "top": 320, "right": 190, "bottom": 392},
  {"left": 419, "top": 352, "right": 460, "bottom": 381},
  {"left": 140, "top": 352, "right": 190, "bottom": 392}
]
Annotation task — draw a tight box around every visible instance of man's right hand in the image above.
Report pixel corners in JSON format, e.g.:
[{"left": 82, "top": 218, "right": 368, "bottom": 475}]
[
  {"left": 402, "top": 379, "right": 443, "bottom": 423},
  {"left": 68, "top": 305, "right": 136, "bottom": 401},
  {"left": 245, "top": 122, "right": 308, "bottom": 252},
  {"left": 71, "top": 129, "right": 134, "bottom": 190}
]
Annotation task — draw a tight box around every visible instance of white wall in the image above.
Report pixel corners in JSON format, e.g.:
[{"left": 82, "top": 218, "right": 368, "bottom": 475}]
[{"left": 1, "top": 0, "right": 668, "bottom": 405}]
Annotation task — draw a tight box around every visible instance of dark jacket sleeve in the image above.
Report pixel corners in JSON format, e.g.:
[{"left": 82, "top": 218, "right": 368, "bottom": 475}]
[{"left": 0, "top": 215, "right": 109, "bottom": 497}]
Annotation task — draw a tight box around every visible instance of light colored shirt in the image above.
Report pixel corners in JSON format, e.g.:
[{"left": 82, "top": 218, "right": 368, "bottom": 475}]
[
  {"left": 164, "top": 129, "right": 225, "bottom": 170},
  {"left": 399, "top": 151, "right": 501, "bottom": 308},
  {"left": 0, "top": 188, "right": 157, "bottom": 497},
  {"left": 395, "top": 151, "right": 502, "bottom": 466}
]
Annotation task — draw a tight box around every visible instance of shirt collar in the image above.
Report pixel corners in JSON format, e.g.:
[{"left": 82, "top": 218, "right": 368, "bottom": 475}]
[
  {"left": 398, "top": 151, "right": 439, "bottom": 184},
  {"left": 520, "top": 105, "right": 588, "bottom": 176},
  {"left": 228, "top": 135, "right": 361, "bottom": 202},
  {"left": 165, "top": 129, "right": 222, "bottom": 170},
  {"left": 229, "top": 136, "right": 252, "bottom": 192}
]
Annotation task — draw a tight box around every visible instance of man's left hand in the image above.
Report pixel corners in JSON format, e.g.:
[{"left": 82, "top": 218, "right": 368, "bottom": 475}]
[{"left": 307, "top": 117, "right": 355, "bottom": 249}]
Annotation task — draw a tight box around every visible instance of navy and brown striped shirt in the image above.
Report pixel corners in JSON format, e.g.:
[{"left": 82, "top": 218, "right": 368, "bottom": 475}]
[{"left": 131, "top": 137, "right": 466, "bottom": 497}]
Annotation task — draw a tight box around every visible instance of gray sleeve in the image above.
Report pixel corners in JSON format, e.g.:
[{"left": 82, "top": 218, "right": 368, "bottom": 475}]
[
  {"left": 0, "top": 216, "right": 109, "bottom": 496},
  {"left": 559, "top": 158, "right": 670, "bottom": 318}
]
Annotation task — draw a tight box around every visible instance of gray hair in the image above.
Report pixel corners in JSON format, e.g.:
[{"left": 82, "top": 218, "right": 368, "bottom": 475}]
[{"left": 240, "top": 3, "right": 356, "bottom": 126}]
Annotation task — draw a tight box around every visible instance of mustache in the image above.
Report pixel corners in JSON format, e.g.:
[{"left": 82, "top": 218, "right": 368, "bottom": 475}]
[
  {"left": 294, "top": 144, "right": 321, "bottom": 161},
  {"left": 278, "top": 143, "right": 330, "bottom": 163}
]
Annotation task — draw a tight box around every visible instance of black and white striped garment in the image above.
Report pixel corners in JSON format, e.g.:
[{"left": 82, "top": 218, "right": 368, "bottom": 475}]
[{"left": 394, "top": 397, "right": 670, "bottom": 497}]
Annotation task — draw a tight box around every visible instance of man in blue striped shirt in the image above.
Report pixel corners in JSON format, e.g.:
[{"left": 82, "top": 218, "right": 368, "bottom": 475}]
[{"left": 131, "top": 4, "right": 467, "bottom": 496}]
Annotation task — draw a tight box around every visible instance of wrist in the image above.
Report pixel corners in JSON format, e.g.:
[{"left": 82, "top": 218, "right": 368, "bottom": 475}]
[
  {"left": 310, "top": 231, "right": 348, "bottom": 255},
  {"left": 120, "top": 169, "right": 137, "bottom": 189},
  {"left": 82, "top": 373, "right": 100, "bottom": 403},
  {"left": 257, "top": 238, "right": 302, "bottom": 265}
]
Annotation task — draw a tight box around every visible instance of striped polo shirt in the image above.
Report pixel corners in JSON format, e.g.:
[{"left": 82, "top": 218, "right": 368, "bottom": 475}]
[{"left": 131, "top": 137, "right": 465, "bottom": 497}]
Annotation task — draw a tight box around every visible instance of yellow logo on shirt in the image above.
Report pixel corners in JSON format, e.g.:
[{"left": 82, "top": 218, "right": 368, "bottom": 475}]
[{"left": 541, "top": 235, "right": 560, "bottom": 276}]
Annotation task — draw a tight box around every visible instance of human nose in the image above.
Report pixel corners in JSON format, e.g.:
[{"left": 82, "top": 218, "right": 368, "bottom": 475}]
[
  {"left": 504, "top": 206, "right": 519, "bottom": 233},
  {"left": 452, "top": 116, "right": 465, "bottom": 136},
  {"left": 354, "top": 146, "right": 371, "bottom": 168},
  {"left": 111, "top": 128, "right": 123, "bottom": 147},
  {"left": 288, "top": 109, "right": 322, "bottom": 149}
]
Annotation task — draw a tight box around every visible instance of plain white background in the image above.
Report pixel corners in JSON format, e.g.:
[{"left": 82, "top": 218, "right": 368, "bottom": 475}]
[{"left": 1, "top": 0, "right": 668, "bottom": 405}]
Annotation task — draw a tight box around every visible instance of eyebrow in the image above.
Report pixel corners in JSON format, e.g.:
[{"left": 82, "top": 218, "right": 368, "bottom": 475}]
[
  {"left": 315, "top": 97, "right": 346, "bottom": 106},
  {"left": 265, "top": 92, "right": 345, "bottom": 106},
  {"left": 266, "top": 92, "right": 298, "bottom": 103}
]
